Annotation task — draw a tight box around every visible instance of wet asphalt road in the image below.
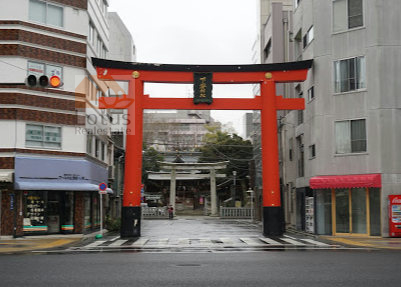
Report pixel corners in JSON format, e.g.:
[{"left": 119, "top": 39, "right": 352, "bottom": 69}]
[
  {"left": 1, "top": 217, "right": 400, "bottom": 286},
  {"left": 1, "top": 250, "right": 400, "bottom": 287}
]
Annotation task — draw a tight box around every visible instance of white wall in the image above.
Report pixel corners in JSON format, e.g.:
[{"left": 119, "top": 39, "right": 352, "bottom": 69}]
[
  {"left": 0, "top": 58, "right": 28, "bottom": 84},
  {"left": 63, "top": 125, "right": 86, "bottom": 153},
  {"left": 0, "top": 121, "right": 20, "bottom": 148},
  {"left": 64, "top": 5, "right": 88, "bottom": 36},
  {"left": 0, "top": 0, "right": 28, "bottom": 21}
]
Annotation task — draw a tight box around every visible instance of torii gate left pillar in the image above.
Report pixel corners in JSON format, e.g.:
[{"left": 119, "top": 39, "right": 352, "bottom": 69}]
[{"left": 93, "top": 58, "right": 313, "bottom": 238}]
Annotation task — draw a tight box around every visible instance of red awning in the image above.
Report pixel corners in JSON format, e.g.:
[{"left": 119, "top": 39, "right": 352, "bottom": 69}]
[{"left": 309, "top": 174, "right": 381, "bottom": 189}]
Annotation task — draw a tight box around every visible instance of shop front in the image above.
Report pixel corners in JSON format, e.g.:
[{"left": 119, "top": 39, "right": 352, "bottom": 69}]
[
  {"left": 23, "top": 190, "right": 74, "bottom": 234},
  {"left": 310, "top": 174, "right": 381, "bottom": 236},
  {"left": 14, "top": 157, "right": 112, "bottom": 235}
]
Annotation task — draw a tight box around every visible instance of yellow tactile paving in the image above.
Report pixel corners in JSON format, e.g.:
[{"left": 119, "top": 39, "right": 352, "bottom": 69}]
[
  {"left": 0, "top": 239, "right": 79, "bottom": 254},
  {"left": 321, "top": 236, "right": 401, "bottom": 250}
]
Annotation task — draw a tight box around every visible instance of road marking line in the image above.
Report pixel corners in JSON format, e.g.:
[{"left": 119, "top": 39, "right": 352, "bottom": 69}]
[
  {"left": 301, "top": 239, "right": 329, "bottom": 246},
  {"left": 178, "top": 238, "right": 190, "bottom": 245},
  {"left": 85, "top": 240, "right": 106, "bottom": 248},
  {"left": 280, "top": 238, "right": 306, "bottom": 246},
  {"left": 109, "top": 239, "right": 128, "bottom": 247},
  {"left": 219, "top": 238, "right": 234, "bottom": 245},
  {"left": 109, "top": 236, "right": 120, "bottom": 242},
  {"left": 157, "top": 238, "right": 169, "bottom": 245},
  {"left": 283, "top": 235, "right": 297, "bottom": 240},
  {"left": 131, "top": 238, "right": 149, "bottom": 247},
  {"left": 259, "top": 237, "right": 283, "bottom": 245},
  {"left": 199, "top": 238, "right": 213, "bottom": 246},
  {"left": 240, "top": 238, "right": 264, "bottom": 246}
]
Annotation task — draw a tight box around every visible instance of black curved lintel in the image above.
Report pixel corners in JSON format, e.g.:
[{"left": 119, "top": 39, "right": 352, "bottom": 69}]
[{"left": 92, "top": 57, "right": 313, "bottom": 73}]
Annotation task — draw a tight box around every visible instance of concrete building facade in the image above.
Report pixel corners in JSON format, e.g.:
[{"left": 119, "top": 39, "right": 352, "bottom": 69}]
[
  {"left": 258, "top": 0, "right": 401, "bottom": 237},
  {"left": 143, "top": 110, "right": 212, "bottom": 153},
  {"left": 0, "top": 0, "right": 133, "bottom": 237}
]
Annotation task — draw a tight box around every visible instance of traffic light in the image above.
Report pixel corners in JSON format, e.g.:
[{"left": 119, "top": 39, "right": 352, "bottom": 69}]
[{"left": 26, "top": 75, "right": 62, "bottom": 88}]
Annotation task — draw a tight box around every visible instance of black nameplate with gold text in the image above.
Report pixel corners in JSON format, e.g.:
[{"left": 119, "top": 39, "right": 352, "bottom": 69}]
[{"left": 193, "top": 72, "right": 213, "bottom": 104}]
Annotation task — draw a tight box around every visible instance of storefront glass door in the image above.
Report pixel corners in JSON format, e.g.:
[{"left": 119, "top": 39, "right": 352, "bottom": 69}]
[
  {"left": 351, "top": 188, "right": 367, "bottom": 234},
  {"left": 334, "top": 188, "right": 368, "bottom": 235},
  {"left": 335, "top": 189, "right": 350, "bottom": 233},
  {"left": 47, "top": 192, "right": 60, "bottom": 233}
]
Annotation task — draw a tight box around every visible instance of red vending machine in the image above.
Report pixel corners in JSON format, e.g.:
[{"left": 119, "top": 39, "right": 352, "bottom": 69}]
[{"left": 389, "top": 195, "right": 401, "bottom": 237}]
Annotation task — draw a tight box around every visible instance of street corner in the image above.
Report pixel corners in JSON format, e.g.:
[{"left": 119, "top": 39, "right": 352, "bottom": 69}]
[
  {"left": 0, "top": 237, "right": 81, "bottom": 255},
  {"left": 319, "top": 236, "right": 401, "bottom": 250}
]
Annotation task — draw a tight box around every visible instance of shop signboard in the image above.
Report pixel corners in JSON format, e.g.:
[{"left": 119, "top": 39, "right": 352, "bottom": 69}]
[
  {"left": 305, "top": 197, "right": 314, "bottom": 233},
  {"left": 14, "top": 157, "right": 109, "bottom": 190},
  {"left": 10, "top": 193, "right": 14, "bottom": 210}
]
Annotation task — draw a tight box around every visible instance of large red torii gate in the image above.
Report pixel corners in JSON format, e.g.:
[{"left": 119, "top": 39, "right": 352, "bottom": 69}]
[{"left": 92, "top": 58, "right": 313, "bottom": 237}]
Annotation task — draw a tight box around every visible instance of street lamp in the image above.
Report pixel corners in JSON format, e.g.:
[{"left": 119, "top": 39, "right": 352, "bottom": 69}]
[{"left": 246, "top": 187, "right": 254, "bottom": 222}]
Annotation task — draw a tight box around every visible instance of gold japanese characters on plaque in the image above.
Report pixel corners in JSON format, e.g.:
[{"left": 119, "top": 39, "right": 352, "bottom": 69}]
[{"left": 193, "top": 72, "right": 213, "bottom": 104}]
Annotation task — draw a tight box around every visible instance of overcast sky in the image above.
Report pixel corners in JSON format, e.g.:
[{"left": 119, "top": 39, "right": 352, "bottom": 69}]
[{"left": 108, "top": 0, "right": 258, "bottom": 136}]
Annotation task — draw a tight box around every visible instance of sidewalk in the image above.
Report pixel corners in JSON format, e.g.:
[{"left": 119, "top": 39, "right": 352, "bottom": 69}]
[
  {"left": 287, "top": 226, "right": 401, "bottom": 250},
  {"left": 0, "top": 231, "right": 102, "bottom": 254},
  {"left": 321, "top": 235, "right": 401, "bottom": 250}
]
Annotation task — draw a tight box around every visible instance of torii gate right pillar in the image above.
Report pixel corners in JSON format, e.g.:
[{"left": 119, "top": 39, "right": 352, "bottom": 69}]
[{"left": 260, "top": 79, "right": 283, "bottom": 236}]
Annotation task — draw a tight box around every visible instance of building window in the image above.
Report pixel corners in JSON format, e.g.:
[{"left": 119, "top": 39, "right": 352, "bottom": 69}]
[
  {"left": 297, "top": 110, "right": 304, "bottom": 125},
  {"left": 264, "top": 39, "right": 272, "bottom": 60},
  {"left": 294, "top": 0, "right": 301, "bottom": 9},
  {"left": 294, "top": 29, "right": 303, "bottom": 60},
  {"left": 334, "top": 56, "right": 365, "bottom": 93},
  {"left": 95, "top": 138, "right": 100, "bottom": 158},
  {"left": 86, "top": 133, "right": 93, "bottom": 155},
  {"left": 88, "top": 22, "right": 95, "bottom": 45},
  {"left": 97, "top": 37, "right": 102, "bottom": 55},
  {"left": 335, "top": 119, "right": 366, "bottom": 154},
  {"left": 101, "top": 45, "right": 107, "bottom": 59},
  {"left": 309, "top": 144, "right": 316, "bottom": 159},
  {"left": 26, "top": 124, "right": 61, "bottom": 148},
  {"left": 308, "top": 86, "right": 315, "bottom": 102},
  {"left": 333, "top": 0, "right": 363, "bottom": 32},
  {"left": 96, "top": 89, "right": 103, "bottom": 106},
  {"left": 296, "top": 135, "right": 304, "bottom": 177},
  {"left": 296, "top": 85, "right": 304, "bottom": 125},
  {"left": 289, "top": 138, "right": 293, "bottom": 161},
  {"left": 101, "top": 142, "right": 105, "bottom": 161},
  {"left": 303, "top": 26, "right": 314, "bottom": 48},
  {"left": 29, "top": 0, "right": 63, "bottom": 28}
]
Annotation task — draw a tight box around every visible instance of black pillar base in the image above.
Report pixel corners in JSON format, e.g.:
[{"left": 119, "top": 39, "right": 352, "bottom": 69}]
[
  {"left": 263, "top": 206, "right": 284, "bottom": 236},
  {"left": 121, "top": 206, "right": 141, "bottom": 238}
]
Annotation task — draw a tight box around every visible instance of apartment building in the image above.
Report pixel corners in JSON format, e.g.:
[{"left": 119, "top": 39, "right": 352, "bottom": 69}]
[
  {"left": 0, "top": 0, "right": 133, "bottom": 236},
  {"left": 143, "top": 110, "right": 212, "bottom": 153},
  {"left": 259, "top": 0, "right": 401, "bottom": 237}
]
